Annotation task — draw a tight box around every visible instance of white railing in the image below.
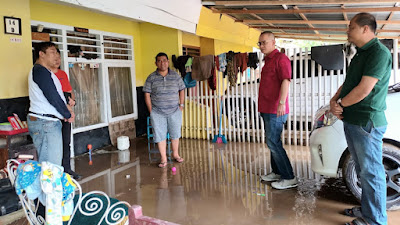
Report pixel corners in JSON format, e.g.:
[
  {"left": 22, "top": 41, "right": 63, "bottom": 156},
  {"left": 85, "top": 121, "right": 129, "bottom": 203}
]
[{"left": 182, "top": 46, "right": 399, "bottom": 146}]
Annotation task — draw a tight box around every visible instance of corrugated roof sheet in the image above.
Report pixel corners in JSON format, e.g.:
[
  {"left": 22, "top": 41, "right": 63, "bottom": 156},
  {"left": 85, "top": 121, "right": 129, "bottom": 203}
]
[{"left": 203, "top": 0, "right": 400, "bottom": 42}]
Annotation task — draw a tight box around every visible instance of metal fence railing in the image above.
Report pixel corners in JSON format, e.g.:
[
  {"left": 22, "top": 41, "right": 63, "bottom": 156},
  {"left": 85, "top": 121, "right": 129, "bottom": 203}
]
[{"left": 182, "top": 46, "right": 399, "bottom": 146}]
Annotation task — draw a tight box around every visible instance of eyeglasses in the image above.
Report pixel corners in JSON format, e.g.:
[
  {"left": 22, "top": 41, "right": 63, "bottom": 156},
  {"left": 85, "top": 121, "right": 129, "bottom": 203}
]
[
  {"left": 257, "top": 40, "right": 270, "bottom": 46},
  {"left": 156, "top": 59, "right": 168, "bottom": 63}
]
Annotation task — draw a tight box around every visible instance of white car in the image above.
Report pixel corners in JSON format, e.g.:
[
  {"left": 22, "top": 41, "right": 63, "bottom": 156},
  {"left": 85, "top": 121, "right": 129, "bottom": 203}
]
[{"left": 310, "top": 83, "right": 400, "bottom": 210}]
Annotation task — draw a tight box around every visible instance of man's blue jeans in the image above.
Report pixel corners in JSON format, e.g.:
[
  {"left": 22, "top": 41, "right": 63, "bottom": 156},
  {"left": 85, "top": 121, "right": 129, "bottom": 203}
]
[
  {"left": 28, "top": 116, "right": 63, "bottom": 165},
  {"left": 261, "top": 113, "right": 294, "bottom": 180},
  {"left": 344, "top": 120, "right": 387, "bottom": 225}
]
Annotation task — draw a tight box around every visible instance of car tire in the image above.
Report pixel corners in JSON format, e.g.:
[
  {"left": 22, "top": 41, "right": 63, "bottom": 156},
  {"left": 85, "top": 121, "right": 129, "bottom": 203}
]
[{"left": 342, "top": 143, "right": 400, "bottom": 210}]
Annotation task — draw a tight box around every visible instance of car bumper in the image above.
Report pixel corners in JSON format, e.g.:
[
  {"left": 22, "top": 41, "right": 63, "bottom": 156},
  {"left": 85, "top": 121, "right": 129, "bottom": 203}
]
[{"left": 309, "top": 123, "right": 347, "bottom": 178}]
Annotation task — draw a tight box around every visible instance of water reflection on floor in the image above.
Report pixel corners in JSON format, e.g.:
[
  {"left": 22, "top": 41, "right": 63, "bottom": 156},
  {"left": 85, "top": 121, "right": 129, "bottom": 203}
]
[
  {"left": 6, "top": 137, "right": 400, "bottom": 225},
  {"left": 76, "top": 138, "right": 400, "bottom": 225}
]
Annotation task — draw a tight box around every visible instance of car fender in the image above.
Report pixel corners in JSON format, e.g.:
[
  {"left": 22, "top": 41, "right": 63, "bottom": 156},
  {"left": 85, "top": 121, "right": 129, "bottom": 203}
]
[
  {"left": 385, "top": 92, "right": 400, "bottom": 142},
  {"left": 310, "top": 120, "right": 347, "bottom": 177}
]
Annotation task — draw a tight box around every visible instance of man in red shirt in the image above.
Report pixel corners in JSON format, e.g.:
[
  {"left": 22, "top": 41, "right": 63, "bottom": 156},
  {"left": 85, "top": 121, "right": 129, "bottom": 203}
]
[
  {"left": 258, "top": 31, "right": 297, "bottom": 189},
  {"left": 51, "top": 50, "right": 81, "bottom": 180}
]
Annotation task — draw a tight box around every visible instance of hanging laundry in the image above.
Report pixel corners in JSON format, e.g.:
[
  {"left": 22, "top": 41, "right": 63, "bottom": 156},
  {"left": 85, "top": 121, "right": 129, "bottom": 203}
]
[
  {"left": 247, "top": 52, "right": 259, "bottom": 69},
  {"left": 226, "top": 51, "right": 237, "bottom": 87},
  {"left": 235, "top": 52, "right": 248, "bottom": 73},
  {"left": 207, "top": 56, "right": 218, "bottom": 90},
  {"left": 172, "top": 55, "right": 191, "bottom": 77},
  {"left": 218, "top": 53, "right": 227, "bottom": 72},
  {"left": 185, "top": 57, "right": 193, "bottom": 73},
  {"left": 215, "top": 55, "right": 220, "bottom": 71},
  {"left": 61, "top": 173, "right": 76, "bottom": 221},
  {"left": 183, "top": 72, "right": 196, "bottom": 88},
  {"left": 15, "top": 160, "right": 43, "bottom": 200},
  {"left": 191, "top": 55, "right": 214, "bottom": 81},
  {"left": 41, "top": 161, "right": 64, "bottom": 225}
]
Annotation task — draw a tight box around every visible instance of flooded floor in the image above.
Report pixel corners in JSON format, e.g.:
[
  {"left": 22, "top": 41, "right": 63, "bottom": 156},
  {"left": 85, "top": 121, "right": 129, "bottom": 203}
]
[{"left": 5, "top": 137, "right": 400, "bottom": 224}]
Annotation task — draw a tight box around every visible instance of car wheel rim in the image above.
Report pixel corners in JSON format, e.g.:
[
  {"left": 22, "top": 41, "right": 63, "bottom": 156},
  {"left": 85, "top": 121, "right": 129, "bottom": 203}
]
[
  {"left": 350, "top": 153, "right": 400, "bottom": 201},
  {"left": 383, "top": 154, "right": 400, "bottom": 201}
]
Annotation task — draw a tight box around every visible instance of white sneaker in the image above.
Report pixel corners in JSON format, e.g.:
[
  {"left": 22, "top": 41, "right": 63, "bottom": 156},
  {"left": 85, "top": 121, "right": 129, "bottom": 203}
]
[
  {"left": 260, "top": 172, "right": 281, "bottom": 182},
  {"left": 271, "top": 178, "right": 298, "bottom": 190}
]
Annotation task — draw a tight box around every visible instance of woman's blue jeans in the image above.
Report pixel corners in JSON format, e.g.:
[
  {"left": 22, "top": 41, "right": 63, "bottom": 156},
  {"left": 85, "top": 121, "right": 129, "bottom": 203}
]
[
  {"left": 261, "top": 113, "right": 294, "bottom": 180},
  {"left": 344, "top": 120, "right": 387, "bottom": 225}
]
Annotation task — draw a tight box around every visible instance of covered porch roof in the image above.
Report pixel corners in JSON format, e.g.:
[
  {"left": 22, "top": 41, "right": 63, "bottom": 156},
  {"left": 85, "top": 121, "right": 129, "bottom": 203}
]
[{"left": 202, "top": 0, "right": 400, "bottom": 42}]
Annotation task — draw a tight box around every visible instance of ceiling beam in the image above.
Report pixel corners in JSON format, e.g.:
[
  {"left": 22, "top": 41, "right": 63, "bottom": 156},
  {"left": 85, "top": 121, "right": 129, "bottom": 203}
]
[
  {"left": 293, "top": 6, "right": 319, "bottom": 34},
  {"left": 276, "top": 36, "right": 400, "bottom": 43},
  {"left": 341, "top": 5, "right": 349, "bottom": 22},
  {"left": 275, "top": 36, "right": 400, "bottom": 43},
  {"left": 243, "top": 8, "right": 286, "bottom": 33},
  {"left": 213, "top": 6, "right": 400, "bottom": 14},
  {"left": 274, "top": 33, "right": 347, "bottom": 38},
  {"left": 274, "top": 36, "right": 346, "bottom": 42},
  {"left": 250, "top": 26, "right": 347, "bottom": 31},
  {"left": 274, "top": 32, "right": 400, "bottom": 39},
  {"left": 238, "top": 20, "right": 400, "bottom": 25},
  {"left": 378, "top": 2, "right": 399, "bottom": 34},
  {"left": 249, "top": 25, "right": 400, "bottom": 33},
  {"left": 341, "top": 4, "right": 349, "bottom": 30},
  {"left": 213, "top": 1, "right": 400, "bottom": 6}
]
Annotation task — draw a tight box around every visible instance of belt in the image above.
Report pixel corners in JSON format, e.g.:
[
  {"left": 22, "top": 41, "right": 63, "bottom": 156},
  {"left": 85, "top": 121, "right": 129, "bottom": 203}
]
[{"left": 29, "top": 111, "right": 59, "bottom": 119}]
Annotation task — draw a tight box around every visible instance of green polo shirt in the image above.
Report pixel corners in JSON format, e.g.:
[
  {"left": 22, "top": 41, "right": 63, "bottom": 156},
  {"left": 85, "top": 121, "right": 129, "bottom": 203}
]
[{"left": 339, "top": 38, "right": 392, "bottom": 127}]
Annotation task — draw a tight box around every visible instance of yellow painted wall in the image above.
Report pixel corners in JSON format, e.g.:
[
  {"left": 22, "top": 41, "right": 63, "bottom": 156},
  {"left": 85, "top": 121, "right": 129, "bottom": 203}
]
[
  {"left": 200, "top": 37, "right": 215, "bottom": 56},
  {"left": 29, "top": 0, "right": 146, "bottom": 85},
  {"left": 0, "top": 1, "right": 259, "bottom": 99},
  {"left": 196, "top": 7, "right": 260, "bottom": 50},
  {"left": 0, "top": 0, "right": 33, "bottom": 98},
  {"left": 182, "top": 32, "right": 200, "bottom": 47},
  {"left": 139, "top": 23, "right": 182, "bottom": 79},
  {"left": 214, "top": 39, "right": 253, "bottom": 55}
]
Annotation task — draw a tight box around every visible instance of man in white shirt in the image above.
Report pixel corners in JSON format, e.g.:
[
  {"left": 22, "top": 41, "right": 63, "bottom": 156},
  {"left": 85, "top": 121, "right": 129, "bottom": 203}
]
[{"left": 28, "top": 42, "right": 74, "bottom": 165}]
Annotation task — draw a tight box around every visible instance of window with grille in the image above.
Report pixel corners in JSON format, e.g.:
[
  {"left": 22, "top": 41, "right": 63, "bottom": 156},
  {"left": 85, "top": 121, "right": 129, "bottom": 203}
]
[
  {"left": 66, "top": 31, "right": 101, "bottom": 59},
  {"left": 30, "top": 21, "right": 137, "bottom": 133},
  {"left": 182, "top": 45, "right": 200, "bottom": 56},
  {"left": 103, "top": 36, "right": 132, "bottom": 60}
]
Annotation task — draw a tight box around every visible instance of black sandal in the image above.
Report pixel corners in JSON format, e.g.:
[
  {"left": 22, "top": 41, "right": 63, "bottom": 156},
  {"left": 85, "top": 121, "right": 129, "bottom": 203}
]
[
  {"left": 345, "top": 217, "right": 369, "bottom": 225},
  {"left": 343, "top": 207, "right": 362, "bottom": 218}
]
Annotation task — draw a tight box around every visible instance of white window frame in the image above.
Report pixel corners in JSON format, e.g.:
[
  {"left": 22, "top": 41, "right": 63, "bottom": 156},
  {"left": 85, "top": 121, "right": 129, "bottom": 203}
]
[
  {"left": 30, "top": 20, "right": 138, "bottom": 135},
  {"left": 104, "top": 61, "right": 137, "bottom": 123}
]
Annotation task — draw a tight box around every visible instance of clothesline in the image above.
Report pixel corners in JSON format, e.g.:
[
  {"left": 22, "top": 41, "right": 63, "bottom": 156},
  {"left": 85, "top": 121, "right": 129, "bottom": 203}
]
[{"left": 172, "top": 51, "right": 262, "bottom": 90}]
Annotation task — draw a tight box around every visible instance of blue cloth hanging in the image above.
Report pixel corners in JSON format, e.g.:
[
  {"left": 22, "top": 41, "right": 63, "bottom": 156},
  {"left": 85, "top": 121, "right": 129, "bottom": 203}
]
[{"left": 183, "top": 72, "right": 196, "bottom": 88}]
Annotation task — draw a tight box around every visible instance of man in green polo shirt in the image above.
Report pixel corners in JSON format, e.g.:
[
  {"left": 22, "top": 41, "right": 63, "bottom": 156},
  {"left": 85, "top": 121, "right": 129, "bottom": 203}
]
[{"left": 330, "top": 13, "right": 392, "bottom": 225}]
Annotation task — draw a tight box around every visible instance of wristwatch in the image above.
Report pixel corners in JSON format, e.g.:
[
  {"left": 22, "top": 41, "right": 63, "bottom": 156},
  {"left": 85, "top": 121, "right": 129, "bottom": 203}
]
[
  {"left": 179, "top": 104, "right": 184, "bottom": 107},
  {"left": 337, "top": 98, "right": 344, "bottom": 108},
  {"left": 279, "top": 100, "right": 285, "bottom": 105}
]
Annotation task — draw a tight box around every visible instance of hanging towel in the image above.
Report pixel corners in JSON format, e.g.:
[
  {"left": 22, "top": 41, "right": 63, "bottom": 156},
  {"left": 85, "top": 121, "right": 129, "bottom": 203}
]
[
  {"left": 183, "top": 72, "right": 197, "bottom": 88},
  {"left": 235, "top": 52, "right": 248, "bottom": 73},
  {"left": 226, "top": 51, "right": 237, "bottom": 87},
  {"left": 191, "top": 55, "right": 214, "bottom": 81},
  {"left": 215, "top": 56, "right": 220, "bottom": 71},
  {"left": 185, "top": 57, "right": 193, "bottom": 73},
  {"left": 218, "top": 53, "right": 227, "bottom": 72},
  {"left": 41, "top": 161, "right": 64, "bottom": 225},
  {"left": 207, "top": 56, "right": 218, "bottom": 90},
  {"left": 172, "top": 55, "right": 190, "bottom": 77},
  {"left": 247, "top": 52, "right": 259, "bottom": 69},
  {"left": 15, "top": 160, "right": 42, "bottom": 200},
  {"left": 61, "top": 173, "right": 76, "bottom": 221}
]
